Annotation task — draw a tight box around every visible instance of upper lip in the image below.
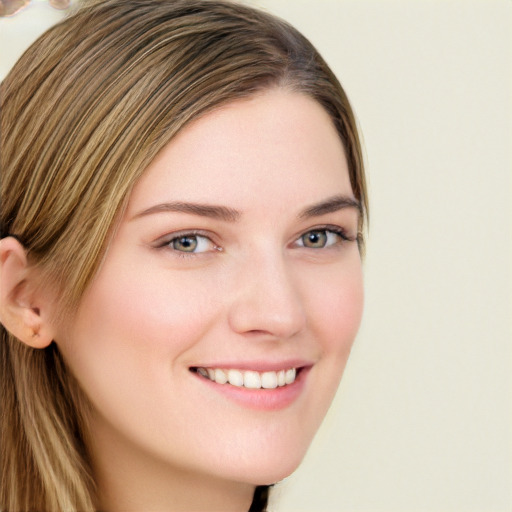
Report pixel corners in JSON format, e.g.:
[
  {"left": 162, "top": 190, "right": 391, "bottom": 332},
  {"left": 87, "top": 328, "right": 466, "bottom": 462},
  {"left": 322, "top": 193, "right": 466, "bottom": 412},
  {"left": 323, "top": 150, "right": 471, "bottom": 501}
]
[{"left": 190, "top": 359, "right": 314, "bottom": 372}]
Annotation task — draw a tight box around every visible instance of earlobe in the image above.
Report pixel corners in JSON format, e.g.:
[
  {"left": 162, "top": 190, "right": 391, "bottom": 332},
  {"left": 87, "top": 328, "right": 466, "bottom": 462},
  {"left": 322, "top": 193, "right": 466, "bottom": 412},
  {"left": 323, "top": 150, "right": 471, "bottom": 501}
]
[{"left": 0, "top": 237, "right": 55, "bottom": 348}]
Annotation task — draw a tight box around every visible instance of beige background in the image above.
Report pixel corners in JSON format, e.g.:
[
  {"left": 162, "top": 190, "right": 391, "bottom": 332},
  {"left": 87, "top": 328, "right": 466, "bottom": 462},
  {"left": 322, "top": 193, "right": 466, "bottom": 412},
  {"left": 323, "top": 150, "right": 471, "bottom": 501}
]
[{"left": 1, "top": 1, "right": 511, "bottom": 511}]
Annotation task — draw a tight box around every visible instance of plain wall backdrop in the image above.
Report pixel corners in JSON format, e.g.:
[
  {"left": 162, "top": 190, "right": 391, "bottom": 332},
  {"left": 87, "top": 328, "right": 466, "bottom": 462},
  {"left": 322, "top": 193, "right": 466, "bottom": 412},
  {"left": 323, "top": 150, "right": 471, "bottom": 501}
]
[{"left": 1, "top": 1, "right": 511, "bottom": 511}]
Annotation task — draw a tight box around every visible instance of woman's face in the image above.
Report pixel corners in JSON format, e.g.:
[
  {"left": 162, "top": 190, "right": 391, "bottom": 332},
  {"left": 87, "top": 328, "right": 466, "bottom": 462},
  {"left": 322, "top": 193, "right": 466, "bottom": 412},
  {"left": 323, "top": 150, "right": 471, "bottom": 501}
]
[{"left": 56, "top": 89, "right": 364, "bottom": 487}]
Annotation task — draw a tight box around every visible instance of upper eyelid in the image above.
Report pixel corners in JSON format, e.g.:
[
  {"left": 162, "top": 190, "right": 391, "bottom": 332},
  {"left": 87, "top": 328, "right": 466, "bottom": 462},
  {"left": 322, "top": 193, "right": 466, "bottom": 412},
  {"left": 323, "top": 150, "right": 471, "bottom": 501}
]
[
  {"left": 153, "top": 229, "right": 216, "bottom": 247},
  {"left": 293, "top": 227, "right": 348, "bottom": 247},
  {"left": 155, "top": 232, "right": 220, "bottom": 258},
  {"left": 294, "top": 224, "right": 355, "bottom": 242}
]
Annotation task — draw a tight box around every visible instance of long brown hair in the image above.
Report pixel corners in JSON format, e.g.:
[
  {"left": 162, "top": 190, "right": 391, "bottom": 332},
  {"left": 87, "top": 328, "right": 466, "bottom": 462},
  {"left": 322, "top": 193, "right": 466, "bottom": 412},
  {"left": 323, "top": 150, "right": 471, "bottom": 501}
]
[{"left": 0, "top": 1, "right": 367, "bottom": 510}]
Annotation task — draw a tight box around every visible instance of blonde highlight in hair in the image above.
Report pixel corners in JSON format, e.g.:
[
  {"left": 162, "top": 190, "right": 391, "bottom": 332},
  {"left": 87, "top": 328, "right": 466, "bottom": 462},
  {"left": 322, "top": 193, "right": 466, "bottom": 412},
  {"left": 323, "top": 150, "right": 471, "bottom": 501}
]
[{"left": 1, "top": 1, "right": 367, "bottom": 510}]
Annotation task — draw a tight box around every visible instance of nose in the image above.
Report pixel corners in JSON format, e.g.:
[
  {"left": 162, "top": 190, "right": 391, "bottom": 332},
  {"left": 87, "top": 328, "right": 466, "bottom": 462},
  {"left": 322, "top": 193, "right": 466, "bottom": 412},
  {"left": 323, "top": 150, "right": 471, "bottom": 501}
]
[{"left": 227, "top": 251, "right": 307, "bottom": 340}]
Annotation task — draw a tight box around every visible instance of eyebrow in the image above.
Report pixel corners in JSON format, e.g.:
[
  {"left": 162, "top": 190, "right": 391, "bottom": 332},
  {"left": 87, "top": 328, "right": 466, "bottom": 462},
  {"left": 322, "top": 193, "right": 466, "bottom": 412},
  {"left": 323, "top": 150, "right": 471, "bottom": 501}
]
[
  {"left": 132, "top": 201, "right": 241, "bottom": 222},
  {"left": 132, "top": 194, "right": 360, "bottom": 222},
  {"left": 298, "top": 195, "right": 361, "bottom": 219}
]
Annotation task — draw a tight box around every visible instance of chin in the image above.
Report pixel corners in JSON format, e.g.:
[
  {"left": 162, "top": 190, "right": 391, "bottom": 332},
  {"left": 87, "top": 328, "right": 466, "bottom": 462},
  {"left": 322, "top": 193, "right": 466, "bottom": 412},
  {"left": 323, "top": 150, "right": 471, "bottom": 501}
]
[
  {"left": 251, "top": 462, "right": 303, "bottom": 486},
  {"left": 223, "top": 445, "right": 309, "bottom": 487}
]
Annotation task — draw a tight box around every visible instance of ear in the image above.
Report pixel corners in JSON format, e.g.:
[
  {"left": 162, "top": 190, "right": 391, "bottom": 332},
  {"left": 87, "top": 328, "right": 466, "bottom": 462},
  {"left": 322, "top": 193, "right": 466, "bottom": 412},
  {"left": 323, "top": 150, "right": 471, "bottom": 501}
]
[{"left": 0, "top": 237, "right": 55, "bottom": 348}]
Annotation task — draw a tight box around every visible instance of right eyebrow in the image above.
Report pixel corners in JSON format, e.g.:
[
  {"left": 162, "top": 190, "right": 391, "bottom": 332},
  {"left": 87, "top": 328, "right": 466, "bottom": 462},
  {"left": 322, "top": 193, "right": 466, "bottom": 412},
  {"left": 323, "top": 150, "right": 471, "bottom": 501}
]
[{"left": 131, "top": 201, "right": 242, "bottom": 222}]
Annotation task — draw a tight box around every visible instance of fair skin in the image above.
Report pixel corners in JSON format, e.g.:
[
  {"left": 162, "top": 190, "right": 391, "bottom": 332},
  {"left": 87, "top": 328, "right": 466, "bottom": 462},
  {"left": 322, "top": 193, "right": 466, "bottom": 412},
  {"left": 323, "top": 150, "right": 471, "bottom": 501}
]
[{"left": 0, "top": 89, "right": 363, "bottom": 511}]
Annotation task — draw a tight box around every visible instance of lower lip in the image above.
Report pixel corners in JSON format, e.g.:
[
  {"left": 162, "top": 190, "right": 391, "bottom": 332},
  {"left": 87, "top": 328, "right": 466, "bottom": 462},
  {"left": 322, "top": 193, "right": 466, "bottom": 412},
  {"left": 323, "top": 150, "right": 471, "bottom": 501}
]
[{"left": 193, "top": 368, "right": 310, "bottom": 411}]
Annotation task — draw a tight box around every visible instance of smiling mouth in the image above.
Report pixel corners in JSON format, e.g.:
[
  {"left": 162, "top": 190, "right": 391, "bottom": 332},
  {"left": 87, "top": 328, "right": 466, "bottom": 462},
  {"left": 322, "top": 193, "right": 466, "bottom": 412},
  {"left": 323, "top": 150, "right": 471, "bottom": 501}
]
[{"left": 191, "top": 367, "right": 299, "bottom": 389}]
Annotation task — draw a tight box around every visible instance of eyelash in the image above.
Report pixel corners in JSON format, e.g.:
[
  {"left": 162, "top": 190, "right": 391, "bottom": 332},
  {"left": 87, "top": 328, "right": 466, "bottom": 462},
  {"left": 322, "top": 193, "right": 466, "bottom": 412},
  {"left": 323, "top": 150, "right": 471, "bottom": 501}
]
[
  {"left": 156, "top": 225, "right": 354, "bottom": 258},
  {"left": 295, "top": 225, "right": 353, "bottom": 248},
  {"left": 156, "top": 230, "right": 219, "bottom": 258}
]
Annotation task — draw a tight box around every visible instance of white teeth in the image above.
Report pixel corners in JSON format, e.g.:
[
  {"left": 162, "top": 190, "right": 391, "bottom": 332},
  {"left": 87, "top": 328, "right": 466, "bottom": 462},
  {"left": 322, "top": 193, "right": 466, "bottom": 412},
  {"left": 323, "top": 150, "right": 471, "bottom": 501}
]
[
  {"left": 214, "top": 368, "right": 228, "bottom": 384},
  {"left": 196, "top": 367, "right": 298, "bottom": 389},
  {"left": 243, "top": 371, "right": 261, "bottom": 389},
  {"left": 227, "top": 369, "right": 244, "bottom": 387},
  {"left": 261, "top": 371, "right": 278, "bottom": 389},
  {"left": 285, "top": 368, "right": 296, "bottom": 385}
]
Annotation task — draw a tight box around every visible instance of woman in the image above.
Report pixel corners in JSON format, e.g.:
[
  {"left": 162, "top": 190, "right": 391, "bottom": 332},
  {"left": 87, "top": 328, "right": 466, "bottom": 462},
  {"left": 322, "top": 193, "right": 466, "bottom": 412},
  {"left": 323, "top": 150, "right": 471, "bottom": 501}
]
[{"left": 0, "top": 0, "right": 368, "bottom": 510}]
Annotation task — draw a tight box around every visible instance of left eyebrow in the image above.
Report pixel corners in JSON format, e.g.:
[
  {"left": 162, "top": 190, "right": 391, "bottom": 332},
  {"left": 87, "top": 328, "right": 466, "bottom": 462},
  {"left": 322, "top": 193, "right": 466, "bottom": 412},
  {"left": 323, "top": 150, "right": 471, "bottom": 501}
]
[{"left": 298, "top": 195, "right": 361, "bottom": 219}]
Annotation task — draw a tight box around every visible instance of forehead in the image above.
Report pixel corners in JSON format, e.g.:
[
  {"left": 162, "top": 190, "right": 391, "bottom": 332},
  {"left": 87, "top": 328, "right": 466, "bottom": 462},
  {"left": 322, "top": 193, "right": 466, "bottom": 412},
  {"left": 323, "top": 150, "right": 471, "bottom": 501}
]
[{"left": 126, "top": 89, "right": 352, "bottom": 216}]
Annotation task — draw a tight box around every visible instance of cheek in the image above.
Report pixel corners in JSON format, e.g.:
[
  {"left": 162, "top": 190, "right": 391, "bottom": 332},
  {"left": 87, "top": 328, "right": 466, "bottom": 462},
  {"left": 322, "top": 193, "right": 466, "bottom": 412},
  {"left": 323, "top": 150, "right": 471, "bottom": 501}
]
[
  {"left": 72, "top": 260, "right": 213, "bottom": 355},
  {"left": 56, "top": 260, "right": 216, "bottom": 414},
  {"left": 305, "top": 260, "right": 364, "bottom": 358},
  {"left": 283, "top": 259, "right": 363, "bottom": 468}
]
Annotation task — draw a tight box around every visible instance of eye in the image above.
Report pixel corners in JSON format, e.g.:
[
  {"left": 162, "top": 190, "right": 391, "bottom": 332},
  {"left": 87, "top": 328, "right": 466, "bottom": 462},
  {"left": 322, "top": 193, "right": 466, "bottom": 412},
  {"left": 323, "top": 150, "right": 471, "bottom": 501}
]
[
  {"left": 168, "top": 234, "right": 215, "bottom": 253},
  {"left": 296, "top": 228, "right": 347, "bottom": 249}
]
